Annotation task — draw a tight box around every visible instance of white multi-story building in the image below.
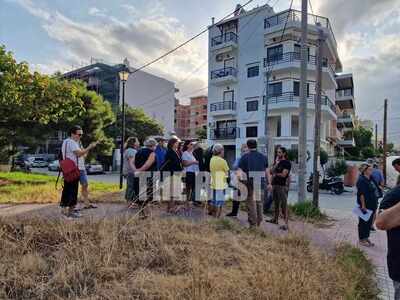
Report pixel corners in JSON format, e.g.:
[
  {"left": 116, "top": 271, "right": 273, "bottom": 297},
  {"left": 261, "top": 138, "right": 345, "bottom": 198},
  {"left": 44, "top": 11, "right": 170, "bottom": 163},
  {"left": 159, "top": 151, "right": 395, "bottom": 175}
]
[{"left": 208, "top": 4, "right": 349, "bottom": 170}]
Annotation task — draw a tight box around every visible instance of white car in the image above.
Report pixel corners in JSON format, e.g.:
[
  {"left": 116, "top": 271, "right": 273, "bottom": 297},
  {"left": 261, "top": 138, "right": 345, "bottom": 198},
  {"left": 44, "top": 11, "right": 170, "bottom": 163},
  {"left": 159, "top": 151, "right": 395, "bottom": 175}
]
[
  {"left": 86, "top": 162, "right": 104, "bottom": 174},
  {"left": 30, "top": 157, "right": 49, "bottom": 168},
  {"left": 48, "top": 160, "right": 60, "bottom": 171}
]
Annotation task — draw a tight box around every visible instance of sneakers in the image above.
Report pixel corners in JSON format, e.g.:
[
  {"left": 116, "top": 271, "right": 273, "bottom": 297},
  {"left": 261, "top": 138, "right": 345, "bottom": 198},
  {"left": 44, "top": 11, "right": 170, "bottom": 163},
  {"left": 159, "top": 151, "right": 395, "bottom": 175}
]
[{"left": 62, "top": 210, "right": 82, "bottom": 220}]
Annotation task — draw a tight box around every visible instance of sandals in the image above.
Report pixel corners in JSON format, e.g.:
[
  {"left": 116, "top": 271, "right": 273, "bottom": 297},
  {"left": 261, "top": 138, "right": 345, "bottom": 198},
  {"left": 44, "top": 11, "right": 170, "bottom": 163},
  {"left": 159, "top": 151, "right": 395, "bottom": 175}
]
[{"left": 359, "top": 239, "right": 374, "bottom": 247}]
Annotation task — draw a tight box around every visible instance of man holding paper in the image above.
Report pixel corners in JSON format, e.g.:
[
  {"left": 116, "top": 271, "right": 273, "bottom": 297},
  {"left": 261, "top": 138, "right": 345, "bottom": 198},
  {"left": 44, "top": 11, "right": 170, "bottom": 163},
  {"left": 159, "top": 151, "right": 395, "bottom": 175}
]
[{"left": 356, "top": 163, "right": 379, "bottom": 247}]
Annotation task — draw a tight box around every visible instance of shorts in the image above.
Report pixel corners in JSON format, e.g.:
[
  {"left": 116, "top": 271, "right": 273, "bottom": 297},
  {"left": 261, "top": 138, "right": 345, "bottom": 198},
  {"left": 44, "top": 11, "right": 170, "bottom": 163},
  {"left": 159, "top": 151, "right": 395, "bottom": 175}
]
[
  {"left": 79, "top": 170, "right": 88, "bottom": 186},
  {"left": 211, "top": 189, "right": 226, "bottom": 208}
]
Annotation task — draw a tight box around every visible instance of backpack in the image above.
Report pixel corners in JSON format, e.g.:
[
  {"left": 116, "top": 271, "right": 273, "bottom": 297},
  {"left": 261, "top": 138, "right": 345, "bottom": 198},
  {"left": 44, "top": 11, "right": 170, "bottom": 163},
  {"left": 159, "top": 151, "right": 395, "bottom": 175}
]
[{"left": 56, "top": 141, "right": 80, "bottom": 187}]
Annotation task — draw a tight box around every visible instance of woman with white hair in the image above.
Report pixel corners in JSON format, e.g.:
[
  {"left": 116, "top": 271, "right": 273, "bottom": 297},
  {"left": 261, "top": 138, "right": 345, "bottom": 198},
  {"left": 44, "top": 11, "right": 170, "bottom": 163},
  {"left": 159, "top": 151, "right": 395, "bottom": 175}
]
[
  {"left": 133, "top": 138, "right": 158, "bottom": 218},
  {"left": 209, "top": 144, "right": 229, "bottom": 217}
]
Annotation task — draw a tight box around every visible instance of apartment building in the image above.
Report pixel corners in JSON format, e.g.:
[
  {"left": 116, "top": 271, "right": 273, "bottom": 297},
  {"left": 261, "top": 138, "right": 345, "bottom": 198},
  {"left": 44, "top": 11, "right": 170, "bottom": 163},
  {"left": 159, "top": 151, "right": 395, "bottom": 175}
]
[
  {"left": 174, "top": 96, "right": 208, "bottom": 140},
  {"left": 63, "top": 60, "right": 176, "bottom": 135},
  {"left": 175, "top": 99, "right": 191, "bottom": 139},
  {"left": 208, "top": 4, "right": 347, "bottom": 170},
  {"left": 335, "top": 74, "right": 356, "bottom": 152}
]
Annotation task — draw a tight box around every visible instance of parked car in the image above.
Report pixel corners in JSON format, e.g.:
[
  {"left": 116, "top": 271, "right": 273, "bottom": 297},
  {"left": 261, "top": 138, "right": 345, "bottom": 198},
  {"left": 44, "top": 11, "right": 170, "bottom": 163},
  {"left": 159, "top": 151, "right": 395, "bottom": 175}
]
[
  {"left": 48, "top": 160, "right": 60, "bottom": 171},
  {"left": 86, "top": 162, "right": 104, "bottom": 174},
  {"left": 30, "top": 157, "right": 49, "bottom": 168}
]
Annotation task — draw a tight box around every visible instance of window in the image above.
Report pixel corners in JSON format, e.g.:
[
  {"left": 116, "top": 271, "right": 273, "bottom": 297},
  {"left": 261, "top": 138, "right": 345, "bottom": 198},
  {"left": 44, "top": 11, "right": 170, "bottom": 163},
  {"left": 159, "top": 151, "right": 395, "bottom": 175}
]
[
  {"left": 246, "top": 126, "right": 258, "bottom": 138},
  {"left": 294, "top": 44, "right": 310, "bottom": 60},
  {"left": 294, "top": 81, "right": 310, "bottom": 97},
  {"left": 246, "top": 100, "right": 258, "bottom": 111},
  {"left": 267, "top": 45, "right": 283, "bottom": 62},
  {"left": 203, "top": 115, "right": 207, "bottom": 120},
  {"left": 268, "top": 82, "right": 282, "bottom": 96},
  {"left": 203, "top": 105, "right": 207, "bottom": 109},
  {"left": 247, "top": 66, "right": 259, "bottom": 78},
  {"left": 277, "top": 117, "right": 281, "bottom": 137},
  {"left": 195, "top": 121, "right": 199, "bottom": 125},
  {"left": 223, "top": 90, "right": 234, "bottom": 102},
  {"left": 291, "top": 115, "right": 299, "bottom": 137}
]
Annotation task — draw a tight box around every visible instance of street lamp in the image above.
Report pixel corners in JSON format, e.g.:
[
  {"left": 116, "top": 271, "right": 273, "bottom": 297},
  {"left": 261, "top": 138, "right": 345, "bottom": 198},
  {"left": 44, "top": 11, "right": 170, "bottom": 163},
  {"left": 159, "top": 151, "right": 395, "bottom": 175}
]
[{"left": 119, "top": 69, "right": 130, "bottom": 189}]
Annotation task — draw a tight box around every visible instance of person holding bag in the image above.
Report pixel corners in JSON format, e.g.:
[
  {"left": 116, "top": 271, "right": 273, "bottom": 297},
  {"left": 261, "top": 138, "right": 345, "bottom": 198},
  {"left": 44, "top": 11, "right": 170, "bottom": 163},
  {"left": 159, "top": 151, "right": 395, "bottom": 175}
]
[{"left": 60, "top": 125, "right": 97, "bottom": 219}]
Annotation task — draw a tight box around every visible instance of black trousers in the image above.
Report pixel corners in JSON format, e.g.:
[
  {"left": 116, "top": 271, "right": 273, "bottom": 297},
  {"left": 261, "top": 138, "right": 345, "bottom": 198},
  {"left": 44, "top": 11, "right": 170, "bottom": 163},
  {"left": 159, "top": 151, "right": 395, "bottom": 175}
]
[
  {"left": 60, "top": 179, "right": 79, "bottom": 208},
  {"left": 185, "top": 172, "right": 196, "bottom": 202},
  {"left": 358, "top": 215, "right": 374, "bottom": 240}
]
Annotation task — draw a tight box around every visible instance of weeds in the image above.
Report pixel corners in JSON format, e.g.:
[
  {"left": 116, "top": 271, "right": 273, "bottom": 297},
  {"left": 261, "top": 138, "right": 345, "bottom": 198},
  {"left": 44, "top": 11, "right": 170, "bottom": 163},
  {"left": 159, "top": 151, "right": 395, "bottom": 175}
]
[{"left": 0, "top": 217, "right": 378, "bottom": 299}]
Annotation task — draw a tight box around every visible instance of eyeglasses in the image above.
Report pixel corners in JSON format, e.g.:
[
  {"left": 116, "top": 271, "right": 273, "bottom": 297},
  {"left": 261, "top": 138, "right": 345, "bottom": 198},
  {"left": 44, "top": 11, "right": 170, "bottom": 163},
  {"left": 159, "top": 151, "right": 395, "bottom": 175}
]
[{"left": 76, "top": 133, "right": 83, "bottom": 136}]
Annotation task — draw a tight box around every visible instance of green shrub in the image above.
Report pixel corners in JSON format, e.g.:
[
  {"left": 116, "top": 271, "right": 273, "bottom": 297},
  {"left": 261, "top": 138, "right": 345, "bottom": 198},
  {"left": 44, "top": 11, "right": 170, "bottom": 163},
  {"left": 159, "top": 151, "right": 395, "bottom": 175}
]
[
  {"left": 326, "top": 160, "right": 348, "bottom": 177},
  {"left": 320, "top": 149, "right": 329, "bottom": 166},
  {"left": 361, "top": 147, "right": 376, "bottom": 159},
  {"left": 287, "top": 148, "right": 298, "bottom": 162},
  {"left": 289, "top": 201, "right": 327, "bottom": 221}
]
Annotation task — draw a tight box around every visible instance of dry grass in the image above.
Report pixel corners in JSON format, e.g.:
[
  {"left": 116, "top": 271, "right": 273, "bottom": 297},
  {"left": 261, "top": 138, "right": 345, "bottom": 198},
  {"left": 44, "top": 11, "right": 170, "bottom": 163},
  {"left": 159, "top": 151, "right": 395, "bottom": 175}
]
[
  {"left": 0, "top": 172, "right": 120, "bottom": 204},
  {"left": 0, "top": 217, "right": 378, "bottom": 299}
]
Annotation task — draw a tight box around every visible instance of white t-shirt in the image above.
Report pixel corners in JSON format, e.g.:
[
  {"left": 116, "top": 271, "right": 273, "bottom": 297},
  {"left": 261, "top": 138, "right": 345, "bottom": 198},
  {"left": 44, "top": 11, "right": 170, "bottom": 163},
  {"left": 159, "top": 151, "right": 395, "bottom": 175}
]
[
  {"left": 61, "top": 138, "right": 85, "bottom": 170},
  {"left": 182, "top": 151, "right": 199, "bottom": 173}
]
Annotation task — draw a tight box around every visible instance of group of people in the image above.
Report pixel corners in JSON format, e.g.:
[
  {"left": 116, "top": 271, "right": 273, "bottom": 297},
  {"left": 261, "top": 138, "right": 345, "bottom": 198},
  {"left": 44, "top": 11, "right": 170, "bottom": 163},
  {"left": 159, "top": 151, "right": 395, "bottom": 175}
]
[
  {"left": 122, "top": 135, "right": 292, "bottom": 229},
  {"left": 357, "top": 158, "right": 400, "bottom": 299}
]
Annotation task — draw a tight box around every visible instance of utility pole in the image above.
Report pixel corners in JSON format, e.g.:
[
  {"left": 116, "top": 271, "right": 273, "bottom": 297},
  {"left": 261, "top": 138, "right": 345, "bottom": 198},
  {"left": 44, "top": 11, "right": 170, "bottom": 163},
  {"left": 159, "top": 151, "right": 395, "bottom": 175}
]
[
  {"left": 375, "top": 123, "right": 378, "bottom": 150},
  {"left": 298, "top": 0, "right": 308, "bottom": 203},
  {"left": 383, "top": 99, "right": 388, "bottom": 185},
  {"left": 264, "top": 67, "right": 271, "bottom": 158},
  {"left": 312, "top": 28, "right": 324, "bottom": 208}
]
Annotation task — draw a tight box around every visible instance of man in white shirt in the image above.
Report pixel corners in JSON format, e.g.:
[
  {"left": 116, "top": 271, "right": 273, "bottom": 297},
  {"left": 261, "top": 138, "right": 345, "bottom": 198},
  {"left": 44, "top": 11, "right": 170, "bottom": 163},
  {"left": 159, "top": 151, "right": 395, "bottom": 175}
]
[{"left": 61, "top": 126, "right": 98, "bottom": 217}]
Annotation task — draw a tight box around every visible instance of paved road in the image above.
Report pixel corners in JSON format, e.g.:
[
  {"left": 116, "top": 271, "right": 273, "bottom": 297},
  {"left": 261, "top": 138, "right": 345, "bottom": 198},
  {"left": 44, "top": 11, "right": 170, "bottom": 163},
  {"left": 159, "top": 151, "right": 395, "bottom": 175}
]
[{"left": 33, "top": 167, "right": 119, "bottom": 184}]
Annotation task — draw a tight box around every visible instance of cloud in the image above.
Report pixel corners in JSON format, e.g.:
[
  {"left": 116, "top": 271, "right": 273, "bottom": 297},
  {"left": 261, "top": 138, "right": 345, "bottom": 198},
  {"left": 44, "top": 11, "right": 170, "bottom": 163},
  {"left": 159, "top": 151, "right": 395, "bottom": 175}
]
[
  {"left": 88, "top": 7, "right": 107, "bottom": 18},
  {"left": 14, "top": 0, "right": 207, "bottom": 101}
]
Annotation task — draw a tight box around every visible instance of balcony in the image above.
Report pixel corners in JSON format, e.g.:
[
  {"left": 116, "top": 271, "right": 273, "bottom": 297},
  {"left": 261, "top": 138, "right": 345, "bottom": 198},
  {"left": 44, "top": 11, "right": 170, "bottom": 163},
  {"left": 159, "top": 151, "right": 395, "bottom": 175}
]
[
  {"left": 210, "top": 127, "right": 239, "bottom": 140},
  {"left": 264, "top": 9, "right": 337, "bottom": 52},
  {"left": 267, "top": 92, "right": 336, "bottom": 118},
  {"left": 209, "top": 101, "right": 237, "bottom": 117},
  {"left": 211, "top": 32, "right": 238, "bottom": 52},
  {"left": 336, "top": 88, "right": 355, "bottom": 111},
  {"left": 210, "top": 67, "right": 238, "bottom": 85},
  {"left": 337, "top": 113, "right": 354, "bottom": 128},
  {"left": 263, "top": 53, "right": 336, "bottom": 89},
  {"left": 337, "top": 136, "right": 355, "bottom": 148}
]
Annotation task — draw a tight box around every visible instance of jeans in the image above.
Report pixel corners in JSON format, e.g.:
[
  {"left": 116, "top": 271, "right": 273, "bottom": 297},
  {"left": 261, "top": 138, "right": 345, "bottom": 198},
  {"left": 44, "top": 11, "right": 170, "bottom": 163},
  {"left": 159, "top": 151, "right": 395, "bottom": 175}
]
[
  {"left": 394, "top": 280, "right": 400, "bottom": 300},
  {"left": 60, "top": 179, "right": 79, "bottom": 208},
  {"left": 125, "top": 173, "right": 137, "bottom": 202},
  {"left": 272, "top": 185, "right": 288, "bottom": 222},
  {"left": 358, "top": 215, "right": 373, "bottom": 240}
]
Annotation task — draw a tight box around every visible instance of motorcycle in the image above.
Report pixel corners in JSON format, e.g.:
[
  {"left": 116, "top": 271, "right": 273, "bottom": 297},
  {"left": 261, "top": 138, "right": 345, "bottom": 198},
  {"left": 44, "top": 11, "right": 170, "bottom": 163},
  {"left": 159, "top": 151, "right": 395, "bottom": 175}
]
[{"left": 307, "top": 173, "right": 344, "bottom": 195}]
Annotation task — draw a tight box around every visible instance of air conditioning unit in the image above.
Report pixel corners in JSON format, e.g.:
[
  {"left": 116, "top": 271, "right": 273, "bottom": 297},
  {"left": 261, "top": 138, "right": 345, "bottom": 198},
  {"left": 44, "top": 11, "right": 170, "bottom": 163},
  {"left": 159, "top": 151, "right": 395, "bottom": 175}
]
[{"left": 216, "top": 54, "right": 224, "bottom": 62}]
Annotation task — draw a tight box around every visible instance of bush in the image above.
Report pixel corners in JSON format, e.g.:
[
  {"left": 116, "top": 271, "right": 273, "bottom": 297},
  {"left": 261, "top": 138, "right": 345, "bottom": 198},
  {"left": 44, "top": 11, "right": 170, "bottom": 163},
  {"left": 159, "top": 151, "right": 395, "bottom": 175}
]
[
  {"left": 320, "top": 149, "right": 329, "bottom": 166},
  {"left": 287, "top": 148, "right": 298, "bottom": 162},
  {"left": 289, "top": 201, "right": 327, "bottom": 221},
  {"left": 361, "top": 147, "right": 376, "bottom": 159},
  {"left": 326, "top": 160, "right": 348, "bottom": 177}
]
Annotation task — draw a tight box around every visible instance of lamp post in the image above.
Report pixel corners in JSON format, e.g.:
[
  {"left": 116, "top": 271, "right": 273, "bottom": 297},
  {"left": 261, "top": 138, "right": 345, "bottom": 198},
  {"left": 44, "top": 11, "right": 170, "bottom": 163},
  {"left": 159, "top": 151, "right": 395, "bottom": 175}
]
[{"left": 119, "top": 69, "right": 129, "bottom": 189}]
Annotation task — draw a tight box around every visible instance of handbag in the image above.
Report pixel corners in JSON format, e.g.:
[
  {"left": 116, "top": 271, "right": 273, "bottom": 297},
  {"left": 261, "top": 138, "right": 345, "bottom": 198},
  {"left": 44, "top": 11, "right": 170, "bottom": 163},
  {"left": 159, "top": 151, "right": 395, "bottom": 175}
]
[{"left": 59, "top": 141, "right": 80, "bottom": 183}]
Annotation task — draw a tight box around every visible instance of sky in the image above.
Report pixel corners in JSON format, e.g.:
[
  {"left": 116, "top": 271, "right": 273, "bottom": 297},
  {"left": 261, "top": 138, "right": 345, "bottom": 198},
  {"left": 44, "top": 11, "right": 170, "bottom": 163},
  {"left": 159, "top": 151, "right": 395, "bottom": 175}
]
[{"left": 1, "top": 0, "right": 400, "bottom": 144}]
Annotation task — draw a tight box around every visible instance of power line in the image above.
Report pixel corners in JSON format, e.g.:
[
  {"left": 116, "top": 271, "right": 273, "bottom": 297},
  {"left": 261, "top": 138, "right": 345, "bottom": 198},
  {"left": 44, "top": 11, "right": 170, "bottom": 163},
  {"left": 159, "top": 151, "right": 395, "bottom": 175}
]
[
  {"left": 142, "top": 0, "right": 274, "bottom": 110},
  {"left": 129, "top": 0, "right": 257, "bottom": 77}
]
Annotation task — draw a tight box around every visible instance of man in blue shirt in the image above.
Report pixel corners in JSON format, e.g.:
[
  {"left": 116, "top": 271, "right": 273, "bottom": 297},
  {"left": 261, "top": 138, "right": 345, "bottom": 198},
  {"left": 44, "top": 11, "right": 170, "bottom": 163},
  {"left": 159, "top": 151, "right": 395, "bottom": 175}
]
[{"left": 155, "top": 137, "right": 167, "bottom": 170}]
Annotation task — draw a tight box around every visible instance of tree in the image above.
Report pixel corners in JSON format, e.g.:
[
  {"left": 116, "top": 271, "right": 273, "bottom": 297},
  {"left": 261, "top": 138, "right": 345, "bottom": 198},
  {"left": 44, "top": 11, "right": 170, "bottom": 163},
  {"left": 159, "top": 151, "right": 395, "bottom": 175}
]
[
  {"left": 0, "top": 45, "right": 115, "bottom": 162},
  {"left": 195, "top": 127, "right": 207, "bottom": 140},
  {"left": 105, "top": 106, "right": 163, "bottom": 144},
  {"left": 345, "top": 126, "right": 374, "bottom": 159}
]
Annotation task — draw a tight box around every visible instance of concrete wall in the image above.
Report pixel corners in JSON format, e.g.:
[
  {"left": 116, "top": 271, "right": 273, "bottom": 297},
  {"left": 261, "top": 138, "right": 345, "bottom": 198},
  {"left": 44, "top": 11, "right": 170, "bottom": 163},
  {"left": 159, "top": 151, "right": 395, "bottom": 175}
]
[{"left": 122, "top": 70, "right": 175, "bottom": 135}]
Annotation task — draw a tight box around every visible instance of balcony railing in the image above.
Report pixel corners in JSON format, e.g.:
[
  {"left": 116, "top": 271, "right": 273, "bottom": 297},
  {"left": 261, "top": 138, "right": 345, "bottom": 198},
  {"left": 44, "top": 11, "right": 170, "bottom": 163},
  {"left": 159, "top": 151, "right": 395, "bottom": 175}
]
[
  {"left": 211, "top": 32, "right": 238, "bottom": 47},
  {"left": 263, "top": 52, "right": 335, "bottom": 72},
  {"left": 267, "top": 92, "right": 336, "bottom": 113},
  {"left": 336, "top": 88, "right": 353, "bottom": 98},
  {"left": 210, "top": 127, "right": 239, "bottom": 140},
  {"left": 210, "top": 101, "right": 236, "bottom": 112},
  {"left": 210, "top": 67, "right": 237, "bottom": 79},
  {"left": 264, "top": 9, "right": 337, "bottom": 47}
]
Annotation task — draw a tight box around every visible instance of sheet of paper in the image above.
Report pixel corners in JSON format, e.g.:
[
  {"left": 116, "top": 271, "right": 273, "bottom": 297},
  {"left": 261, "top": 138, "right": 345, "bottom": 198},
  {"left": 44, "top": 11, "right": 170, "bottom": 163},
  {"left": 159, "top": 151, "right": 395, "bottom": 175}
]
[{"left": 352, "top": 206, "right": 373, "bottom": 222}]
